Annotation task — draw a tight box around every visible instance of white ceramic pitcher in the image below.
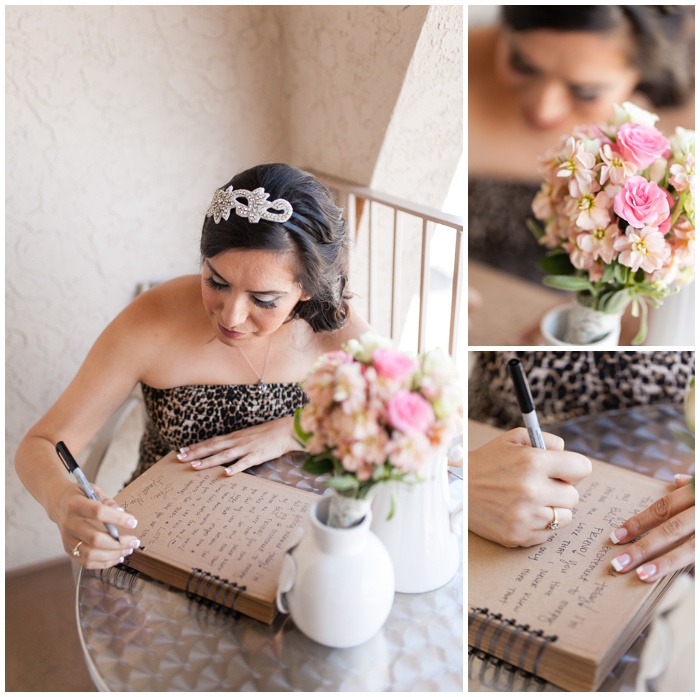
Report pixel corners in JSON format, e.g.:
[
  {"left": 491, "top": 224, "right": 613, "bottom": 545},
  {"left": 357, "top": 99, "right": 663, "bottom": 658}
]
[
  {"left": 370, "top": 447, "right": 462, "bottom": 593},
  {"left": 277, "top": 495, "right": 394, "bottom": 648}
]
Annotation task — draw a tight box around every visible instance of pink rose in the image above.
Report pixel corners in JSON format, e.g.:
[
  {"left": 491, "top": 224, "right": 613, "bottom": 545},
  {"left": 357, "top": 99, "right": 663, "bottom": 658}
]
[
  {"left": 614, "top": 176, "right": 671, "bottom": 229},
  {"left": 323, "top": 350, "right": 355, "bottom": 365},
  {"left": 616, "top": 122, "right": 671, "bottom": 170},
  {"left": 372, "top": 348, "right": 416, "bottom": 382},
  {"left": 386, "top": 390, "right": 435, "bottom": 435}
]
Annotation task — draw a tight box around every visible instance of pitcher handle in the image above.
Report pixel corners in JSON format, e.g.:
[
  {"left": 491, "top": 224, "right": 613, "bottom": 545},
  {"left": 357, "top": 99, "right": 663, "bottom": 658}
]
[{"left": 276, "top": 552, "right": 296, "bottom": 614}]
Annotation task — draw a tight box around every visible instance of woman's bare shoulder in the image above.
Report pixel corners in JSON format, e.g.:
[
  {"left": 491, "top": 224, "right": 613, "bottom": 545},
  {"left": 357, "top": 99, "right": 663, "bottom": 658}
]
[
  {"left": 313, "top": 306, "right": 376, "bottom": 352},
  {"left": 119, "top": 275, "right": 202, "bottom": 326},
  {"left": 100, "top": 275, "right": 204, "bottom": 357}
]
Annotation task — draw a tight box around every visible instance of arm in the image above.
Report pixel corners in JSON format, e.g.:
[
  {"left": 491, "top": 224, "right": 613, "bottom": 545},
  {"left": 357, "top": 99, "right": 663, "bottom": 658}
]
[
  {"left": 468, "top": 428, "right": 592, "bottom": 547},
  {"left": 177, "top": 307, "right": 377, "bottom": 475},
  {"left": 14, "top": 294, "right": 160, "bottom": 568}
]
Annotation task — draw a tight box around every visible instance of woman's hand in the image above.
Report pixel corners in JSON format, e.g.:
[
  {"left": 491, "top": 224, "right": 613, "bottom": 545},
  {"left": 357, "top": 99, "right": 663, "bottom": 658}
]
[
  {"left": 468, "top": 428, "right": 592, "bottom": 548},
  {"left": 610, "top": 476, "right": 695, "bottom": 582},
  {"left": 177, "top": 416, "right": 300, "bottom": 476},
  {"left": 48, "top": 482, "right": 140, "bottom": 570}
]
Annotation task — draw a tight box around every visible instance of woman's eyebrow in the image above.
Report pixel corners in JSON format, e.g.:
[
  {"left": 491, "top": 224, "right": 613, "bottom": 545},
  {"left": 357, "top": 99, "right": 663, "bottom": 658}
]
[{"left": 204, "top": 259, "right": 288, "bottom": 295}]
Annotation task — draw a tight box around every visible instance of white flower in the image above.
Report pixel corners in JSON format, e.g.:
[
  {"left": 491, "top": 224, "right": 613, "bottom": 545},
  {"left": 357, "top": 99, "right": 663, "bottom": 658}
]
[
  {"left": 670, "top": 127, "right": 695, "bottom": 159},
  {"left": 612, "top": 101, "right": 660, "bottom": 128}
]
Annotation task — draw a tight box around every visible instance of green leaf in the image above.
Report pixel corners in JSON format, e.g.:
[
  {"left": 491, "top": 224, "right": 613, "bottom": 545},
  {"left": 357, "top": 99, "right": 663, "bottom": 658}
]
[
  {"left": 526, "top": 217, "right": 545, "bottom": 241},
  {"left": 631, "top": 298, "right": 649, "bottom": 345},
  {"left": 386, "top": 491, "right": 396, "bottom": 521},
  {"left": 613, "top": 265, "right": 629, "bottom": 284},
  {"left": 543, "top": 275, "right": 594, "bottom": 292},
  {"left": 600, "top": 264, "right": 616, "bottom": 284},
  {"left": 293, "top": 409, "right": 310, "bottom": 444},
  {"left": 539, "top": 253, "right": 576, "bottom": 275},
  {"left": 301, "top": 455, "right": 335, "bottom": 475},
  {"left": 597, "top": 289, "right": 631, "bottom": 314},
  {"left": 328, "top": 475, "right": 360, "bottom": 492}
]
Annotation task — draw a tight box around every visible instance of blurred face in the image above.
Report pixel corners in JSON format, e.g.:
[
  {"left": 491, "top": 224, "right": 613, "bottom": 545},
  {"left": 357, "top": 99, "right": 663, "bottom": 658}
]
[
  {"left": 201, "top": 248, "right": 309, "bottom": 345},
  {"left": 495, "top": 28, "right": 640, "bottom": 131}
]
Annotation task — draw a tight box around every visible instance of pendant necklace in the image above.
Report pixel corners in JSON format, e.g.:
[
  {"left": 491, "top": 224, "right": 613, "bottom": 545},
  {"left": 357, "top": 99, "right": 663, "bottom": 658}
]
[{"left": 237, "top": 336, "right": 273, "bottom": 394}]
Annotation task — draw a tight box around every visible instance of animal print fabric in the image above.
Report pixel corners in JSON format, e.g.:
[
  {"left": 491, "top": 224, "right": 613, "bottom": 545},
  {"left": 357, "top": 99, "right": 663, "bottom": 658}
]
[
  {"left": 468, "top": 351, "right": 695, "bottom": 430},
  {"left": 129, "top": 382, "right": 308, "bottom": 485}
]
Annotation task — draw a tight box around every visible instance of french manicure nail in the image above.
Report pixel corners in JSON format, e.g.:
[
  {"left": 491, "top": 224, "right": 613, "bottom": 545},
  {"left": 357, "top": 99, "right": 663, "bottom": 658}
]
[
  {"left": 191, "top": 460, "right": 202, "bottom": 468},
  {"left": 611, "top": 554, "right": 631, "bottom": 572},
  {"left": 177, "top": 452, "right": 188, "bottom": 461},
  {"left": 179, "top": 447, "right": 190, "bottom": 454},
  {"left": 610, "top": 527, "right": 628, "bottom": 544},
  {"left": 130, "top": 539, "right": 141, "bottom": 548},
  {"left": 637, "top": 563, "right": 657, "bottom": 581}
]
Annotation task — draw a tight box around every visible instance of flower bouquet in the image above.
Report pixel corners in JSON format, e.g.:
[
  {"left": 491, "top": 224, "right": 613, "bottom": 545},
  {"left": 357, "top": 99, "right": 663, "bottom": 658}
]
[
  {"left": 530, "top": 102, "right": 695, "bottom": 345},
  {"left": 294, "top": 334, "right": 462, "bottom": 528}
]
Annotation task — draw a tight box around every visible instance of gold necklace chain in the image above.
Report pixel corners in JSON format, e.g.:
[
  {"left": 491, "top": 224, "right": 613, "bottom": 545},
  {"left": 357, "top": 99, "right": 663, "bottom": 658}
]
[{"left": 236, "top": 336, "right": 273, "bottom": 394}]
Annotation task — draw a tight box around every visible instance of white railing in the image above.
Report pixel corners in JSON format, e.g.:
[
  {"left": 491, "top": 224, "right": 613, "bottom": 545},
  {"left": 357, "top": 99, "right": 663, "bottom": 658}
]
[{"left": 316, "top": 173, "right": 463, "bottom": 359}]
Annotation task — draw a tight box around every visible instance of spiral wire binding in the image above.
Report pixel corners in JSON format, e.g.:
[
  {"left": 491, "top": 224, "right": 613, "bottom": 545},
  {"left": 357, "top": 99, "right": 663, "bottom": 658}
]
[
  {"left": 468, "top": 607, "right": 557, "bottom": 691},
  {"left": 98, "top": 562, "right": 143, "bottom": 593},
  {"left": 185, "top": 568, "right": 247, "bottom": 617}
]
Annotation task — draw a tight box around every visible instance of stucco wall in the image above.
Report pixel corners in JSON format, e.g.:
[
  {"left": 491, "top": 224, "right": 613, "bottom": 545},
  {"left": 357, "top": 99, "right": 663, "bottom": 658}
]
[
  {"left": 6, "top": 5, "right": 459, "bottom": 571},
  {"left": 282, "top": 5, "right": 429, "bottom": 184}
]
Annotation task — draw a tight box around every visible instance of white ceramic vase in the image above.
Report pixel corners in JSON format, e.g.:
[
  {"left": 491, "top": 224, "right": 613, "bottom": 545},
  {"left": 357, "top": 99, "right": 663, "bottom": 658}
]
[
  {"left": 370, "top": 450, "right": 462, "bottom": 593},
  {"left": 540, "top": 300, "right": 621, "bottom": 347},
  {"left": 276, "top": 495, "right": 394, "bottom": 648}
]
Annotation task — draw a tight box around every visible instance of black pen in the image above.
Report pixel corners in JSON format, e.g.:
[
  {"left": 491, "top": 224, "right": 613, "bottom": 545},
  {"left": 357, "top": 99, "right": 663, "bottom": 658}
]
[
  {"left": 507, "top": 358, "right": 546, "bottom": 450},
  {"left": 56, "top": 440, "right": 121, "bottom": 542}
]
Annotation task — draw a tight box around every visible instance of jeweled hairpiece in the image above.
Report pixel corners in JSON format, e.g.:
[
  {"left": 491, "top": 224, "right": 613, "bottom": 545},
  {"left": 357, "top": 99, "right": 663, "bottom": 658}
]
[{"left": 206, "top": 186, "right": 293, "bottom": 224}]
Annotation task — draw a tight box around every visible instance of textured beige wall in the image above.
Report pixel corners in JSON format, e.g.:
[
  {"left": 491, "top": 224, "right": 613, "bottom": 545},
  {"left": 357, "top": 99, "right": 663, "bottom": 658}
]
[
  {"left": 5, "top": 5, "right": 460, "bottom": 570},
  {"left": 281, "top": 5, "right": 429, "bottom": 183}
]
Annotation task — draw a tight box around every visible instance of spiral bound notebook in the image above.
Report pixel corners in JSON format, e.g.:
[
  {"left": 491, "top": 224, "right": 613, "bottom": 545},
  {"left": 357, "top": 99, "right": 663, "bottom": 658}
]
[
  {"left": 113, "top": 452, "right": 319, "bottom": 624},
  {"left": 468, "top": 420, "right": 688, "bottom": 692}
]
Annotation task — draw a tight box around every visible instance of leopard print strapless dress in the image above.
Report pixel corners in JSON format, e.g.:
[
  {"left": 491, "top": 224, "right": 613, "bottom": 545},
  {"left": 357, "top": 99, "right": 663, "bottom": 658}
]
[
  {"left": 468, "top": 351, "right": 695, "bottom": 430},
  {"left": 129, "top": 382, "right": 308, "bottom": 485}
]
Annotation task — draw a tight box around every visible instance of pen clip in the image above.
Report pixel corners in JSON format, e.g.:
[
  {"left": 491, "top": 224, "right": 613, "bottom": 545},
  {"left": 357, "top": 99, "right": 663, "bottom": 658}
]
[{"left": 55, "top": 441, "right": 77, "bottom": 473}]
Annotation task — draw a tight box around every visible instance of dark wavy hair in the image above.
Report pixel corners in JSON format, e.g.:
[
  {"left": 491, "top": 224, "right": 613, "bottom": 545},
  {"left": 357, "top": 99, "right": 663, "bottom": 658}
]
[
  {"left": 501, "top": 6, "right": 695, "bottom": 108},
  {"left": 200, "top": 163, "right": 350, "bottom": 333}
]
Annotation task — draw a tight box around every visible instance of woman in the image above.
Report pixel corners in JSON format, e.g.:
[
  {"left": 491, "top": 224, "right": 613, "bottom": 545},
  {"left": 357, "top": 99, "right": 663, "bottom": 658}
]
[
  {"left": 468, "top": 350, "right": 695, "bottom": 581},
  {"left": 14, "top": 163, "right": 373, "bottom": 570},
  {"left": 468, "top": 6, "right": 695, "bottom": 282}
]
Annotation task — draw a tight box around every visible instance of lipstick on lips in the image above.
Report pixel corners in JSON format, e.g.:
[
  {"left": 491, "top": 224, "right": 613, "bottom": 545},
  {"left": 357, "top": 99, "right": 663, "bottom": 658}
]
[{"left": 218, "top": 323, "right": 245, "bottom": 340}]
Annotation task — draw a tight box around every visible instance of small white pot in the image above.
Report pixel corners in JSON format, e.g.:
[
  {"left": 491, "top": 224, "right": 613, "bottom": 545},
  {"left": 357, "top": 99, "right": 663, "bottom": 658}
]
[{"left": 541, "top": 302, "right": 621, "bottom": 347}]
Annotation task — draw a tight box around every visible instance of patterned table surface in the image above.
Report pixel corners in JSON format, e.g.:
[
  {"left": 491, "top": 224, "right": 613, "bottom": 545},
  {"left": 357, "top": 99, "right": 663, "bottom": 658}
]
[
  {"left": 468, "top": 403, "right": 695, "bottom": 692},
  {"left": 76, "top": 453, "right": 464, "bottom": 692}
]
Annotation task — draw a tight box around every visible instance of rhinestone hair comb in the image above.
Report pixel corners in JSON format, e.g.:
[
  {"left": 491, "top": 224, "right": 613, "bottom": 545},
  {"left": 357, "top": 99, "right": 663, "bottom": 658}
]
[{"left": 206, "top": 186, "right": 293, "bottom": 224}]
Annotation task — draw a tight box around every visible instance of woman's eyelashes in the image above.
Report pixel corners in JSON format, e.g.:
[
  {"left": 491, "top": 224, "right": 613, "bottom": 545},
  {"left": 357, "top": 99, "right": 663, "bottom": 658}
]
[
  {"left": 205, "top": 277, "right": 278, "bottom": 309},
  {"left": 205, "top": 276, "right": 227, "bottom": 291},
  {"left": 252, "top": 297, "right": 277, "bottom": 309},
  {"left": 508, "top": 49, "right": 537, "bottom": 76}
]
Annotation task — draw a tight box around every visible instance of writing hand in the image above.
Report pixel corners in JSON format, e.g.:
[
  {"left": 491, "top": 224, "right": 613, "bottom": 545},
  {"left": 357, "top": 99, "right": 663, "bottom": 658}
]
[
  {"left": 610, "top": 477, "right": 695, "bottom": 582},
  {"left": 176, "top": 416, "right": 299, "bottom": 476},
  {"left": 50, "top": 482, "right": 140, "bottom": 570},
  {"left": 468, "top": 428, "right": 592, "bottom": 548}
]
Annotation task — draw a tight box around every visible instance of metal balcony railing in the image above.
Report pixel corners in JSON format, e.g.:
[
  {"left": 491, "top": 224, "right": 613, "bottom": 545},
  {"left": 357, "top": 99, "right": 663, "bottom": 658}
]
[{"left": 316, "top": 173, "right": 463, "bottom": 359}]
